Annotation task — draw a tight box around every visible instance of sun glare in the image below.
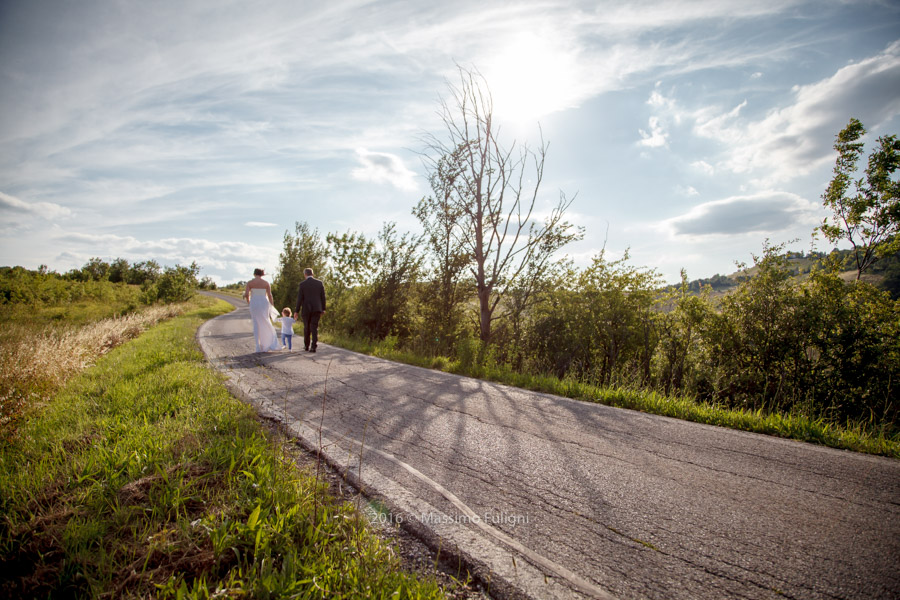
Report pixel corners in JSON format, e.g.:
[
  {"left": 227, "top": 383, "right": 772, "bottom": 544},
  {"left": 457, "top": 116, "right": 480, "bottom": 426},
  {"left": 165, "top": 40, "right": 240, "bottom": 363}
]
[{"left": 484, "top": 32, "right": 579, "bottom": 127}]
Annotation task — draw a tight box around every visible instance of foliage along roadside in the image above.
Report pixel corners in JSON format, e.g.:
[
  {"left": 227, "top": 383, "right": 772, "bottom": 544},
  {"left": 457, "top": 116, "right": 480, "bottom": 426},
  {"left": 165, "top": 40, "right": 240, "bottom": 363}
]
[
  {"left": 261, "top": 115, "right": 898, "bottom": 449},
  {"left": 0, "top": 261, "right": 202, "bottom": 314},
  {"left": 279, "top": 228, "right": 899, "bottom": 454},
  {"left": 0, "top": 297, "right": 448, "bottom": 599}
]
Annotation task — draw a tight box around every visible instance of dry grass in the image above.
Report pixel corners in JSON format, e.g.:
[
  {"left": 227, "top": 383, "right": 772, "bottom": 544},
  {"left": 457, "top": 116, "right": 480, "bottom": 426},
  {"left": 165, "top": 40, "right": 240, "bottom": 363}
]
[{"left": 0, "top": 302, "right": 190, "bottom": 443}]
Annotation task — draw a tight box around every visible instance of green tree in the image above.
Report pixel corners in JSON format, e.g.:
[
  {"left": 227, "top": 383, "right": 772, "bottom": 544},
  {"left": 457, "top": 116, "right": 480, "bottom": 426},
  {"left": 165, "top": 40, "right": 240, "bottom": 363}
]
[
  {"left": 324, "top": 230, "right": 375, "bottom": 335},
  {"left": 800, "top": 269, "right": 899, "bottom": 425},
  {"left": 143, "top": 262, "right": 199, "bottom": 304},
  {"left": 127, "top": 260, "right": 161, "bottom": 285},
  {"left": 354, "top": 223, "right": 423, "bottom": 340},
  {"left": 413, "top": 148, "right": 471, "bottom": 353},
  {"left": 652, "top": 270, "right": 715, "bottom": 396},
  {"left": 422, "top": 66, "right": 582, "bottom": 342},
  {"left": 521, "top": 265, "right": 581, "bottom": 378},
  {"left": 108, "top": 258, "right": 130, "bottom": 283},
  {"left": 325, "top": 230, "right": 375, "bottom": 296},
  {"left": 820, "top": 118, "right": 900, "bottom": 279},
  {"left": 271, "top": 222, "right": 327, "bottom": 311},
  {"left": 707, "top": 243, "right": 806, "bottom": 411},
  {"left": 576, "top": 250, "right": 661, "bottom": 386},
  {"left": 81, "top": 257, "right": 110, "bottom": 282},
  {"left": 670, "top": 242, "right": 900, "bottom": 427},
  {"left": 527, "top": 251, "right": 661, "bottom": 385}
]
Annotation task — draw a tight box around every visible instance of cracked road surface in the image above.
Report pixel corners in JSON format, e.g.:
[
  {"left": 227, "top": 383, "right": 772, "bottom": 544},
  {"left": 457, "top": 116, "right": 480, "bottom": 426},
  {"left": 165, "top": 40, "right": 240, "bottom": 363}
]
[{"left": 198, "top": 294, "right": 899, "bottom": 599}]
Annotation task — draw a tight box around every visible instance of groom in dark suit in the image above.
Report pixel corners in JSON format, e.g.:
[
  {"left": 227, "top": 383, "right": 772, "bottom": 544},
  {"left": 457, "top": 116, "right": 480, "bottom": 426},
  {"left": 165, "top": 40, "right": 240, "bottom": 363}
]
[{"left": 295, "top": 268, "right": 326, "bottom": 352}]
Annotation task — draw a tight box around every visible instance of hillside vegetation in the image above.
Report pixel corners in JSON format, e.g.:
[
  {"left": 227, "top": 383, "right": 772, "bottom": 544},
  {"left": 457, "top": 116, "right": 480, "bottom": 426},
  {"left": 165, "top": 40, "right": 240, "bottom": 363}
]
[{"left": 682, "top": 248, "right": 900, "bottom": 299}]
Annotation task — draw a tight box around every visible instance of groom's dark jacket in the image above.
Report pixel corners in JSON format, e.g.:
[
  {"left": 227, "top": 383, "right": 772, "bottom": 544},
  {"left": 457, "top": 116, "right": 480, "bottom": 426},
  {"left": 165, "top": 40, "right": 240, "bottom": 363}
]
[{"left": 296, "top": 276, "right": 326, "bottom": 316}]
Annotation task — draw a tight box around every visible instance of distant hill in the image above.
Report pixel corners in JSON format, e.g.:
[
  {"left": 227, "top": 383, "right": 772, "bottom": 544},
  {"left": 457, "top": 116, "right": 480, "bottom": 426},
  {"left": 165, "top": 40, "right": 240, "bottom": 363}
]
[{"left": 681, "top": 249, "right": 900, "bottom": 299}]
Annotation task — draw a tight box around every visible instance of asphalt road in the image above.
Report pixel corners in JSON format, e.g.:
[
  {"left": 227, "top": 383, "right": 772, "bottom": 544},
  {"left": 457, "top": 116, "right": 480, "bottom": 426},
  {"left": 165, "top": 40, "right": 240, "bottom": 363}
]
[{"left": 198, "top": 292, "right": 900, "bottom": 600}]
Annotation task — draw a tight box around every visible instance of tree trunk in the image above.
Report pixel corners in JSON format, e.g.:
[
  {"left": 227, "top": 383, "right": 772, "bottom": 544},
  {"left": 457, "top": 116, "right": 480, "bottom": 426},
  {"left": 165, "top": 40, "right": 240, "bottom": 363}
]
[{"left": 478, "top": 286, "right": 492, "bottom": 342}]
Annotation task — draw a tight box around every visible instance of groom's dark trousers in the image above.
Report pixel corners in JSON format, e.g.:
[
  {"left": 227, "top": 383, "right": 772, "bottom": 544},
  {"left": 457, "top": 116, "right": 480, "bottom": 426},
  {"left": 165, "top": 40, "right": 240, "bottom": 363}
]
[{"left": 302, "top": 311, "right": 321, "bottom": 351}]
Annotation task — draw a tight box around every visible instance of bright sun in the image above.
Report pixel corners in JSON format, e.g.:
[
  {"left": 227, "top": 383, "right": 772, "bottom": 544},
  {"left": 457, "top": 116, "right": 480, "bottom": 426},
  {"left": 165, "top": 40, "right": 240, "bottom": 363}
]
[{"left": 483, "top": 32, "right": 579, "bottom": 127}]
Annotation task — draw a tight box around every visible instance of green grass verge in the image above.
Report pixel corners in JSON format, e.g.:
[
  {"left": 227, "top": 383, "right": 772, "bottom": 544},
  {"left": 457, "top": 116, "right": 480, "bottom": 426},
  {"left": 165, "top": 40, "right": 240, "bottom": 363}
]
[
  {"left": 322, "top": 332, "right": 900, "bottom": 459},
  {"left": 0, "top": 298, "right": 446, "bottom": 599}
]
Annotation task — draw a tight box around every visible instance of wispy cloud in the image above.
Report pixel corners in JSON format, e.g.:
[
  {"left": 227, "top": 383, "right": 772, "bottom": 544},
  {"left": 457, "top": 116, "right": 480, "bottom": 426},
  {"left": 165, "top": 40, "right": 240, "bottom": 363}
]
[
  {"left": 0, "top": 191, "right": 72, "bottom": 220},
  {"left": 695, "top": 41, "right": 900, "bottom": 183},
  {"left": 675, "top": 185, "right": 700, "bottom": 197},
  {"left": 246, "top": 221, "right": 279, "bottom": 228},
  {"left": 587, "top": 0, "right": 807, "bottom": 29},
  {"left": 690, "top": 160, "right": 715, "bottom": 176},
  {"left": 58, "top": 231, "right": 269, "bottom": 259},
  {"left": 638, "top": 116, "right": 668, "bottom": 148}
]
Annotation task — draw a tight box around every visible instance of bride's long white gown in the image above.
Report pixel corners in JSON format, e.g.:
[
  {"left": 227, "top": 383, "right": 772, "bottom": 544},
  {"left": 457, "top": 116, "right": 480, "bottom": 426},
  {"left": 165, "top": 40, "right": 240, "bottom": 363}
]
[{"left": 249, "top": 288, "right": 280, "bottom": 352}]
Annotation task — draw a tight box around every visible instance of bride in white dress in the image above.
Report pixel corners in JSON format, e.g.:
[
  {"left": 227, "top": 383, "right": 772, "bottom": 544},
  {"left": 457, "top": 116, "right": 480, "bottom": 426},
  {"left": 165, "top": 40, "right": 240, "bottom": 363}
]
[{"left": 242, "top": 268, "right": 281, "bottom": 352}]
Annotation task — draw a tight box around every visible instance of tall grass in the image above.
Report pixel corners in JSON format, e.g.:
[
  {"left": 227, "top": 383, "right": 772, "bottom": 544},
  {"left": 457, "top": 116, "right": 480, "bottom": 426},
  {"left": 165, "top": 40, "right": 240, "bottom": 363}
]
[
  {"left": 0, "top": 302, "right": 189, "bottom": 443},
  {"left": 322, "top": 332, "right": 900, "bottom": 458},
  {"left": 0, "top": 298, "right": 447, "bottom": 598}
]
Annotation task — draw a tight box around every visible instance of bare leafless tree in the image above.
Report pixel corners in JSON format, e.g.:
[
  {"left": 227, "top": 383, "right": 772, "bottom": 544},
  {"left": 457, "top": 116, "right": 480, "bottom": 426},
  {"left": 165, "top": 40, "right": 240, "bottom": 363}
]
[{"left": 420, "top": 65, "right": 582, "bottom": 342}]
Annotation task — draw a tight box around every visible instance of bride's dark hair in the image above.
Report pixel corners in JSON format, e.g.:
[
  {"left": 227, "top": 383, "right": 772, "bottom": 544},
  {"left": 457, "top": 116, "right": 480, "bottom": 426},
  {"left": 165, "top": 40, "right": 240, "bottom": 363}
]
[{"left": 253, "top": 268, "right": 265, "bottom": 276}]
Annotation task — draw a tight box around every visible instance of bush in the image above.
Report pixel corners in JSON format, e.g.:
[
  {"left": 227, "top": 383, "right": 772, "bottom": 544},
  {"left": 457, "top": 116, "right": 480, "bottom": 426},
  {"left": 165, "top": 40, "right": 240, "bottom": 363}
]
[
  {"left": 143, "top": 263, "right": 199, "bottom": 304},
  {"left": 0, "top": 267, "right": 141, "bottom": 320},
  {"left": 526, "top": 251, "right": 661, "bottom": 387},
  {"left": 662, "top": 245, "right": 900, "bottom": 429},
  {"left": 455, "top": 335, "right": 480, "bottom": 370}
]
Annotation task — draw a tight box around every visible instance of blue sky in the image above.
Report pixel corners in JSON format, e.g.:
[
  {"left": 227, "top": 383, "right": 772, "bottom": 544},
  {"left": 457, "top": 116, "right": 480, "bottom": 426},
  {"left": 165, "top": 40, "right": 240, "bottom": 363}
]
[{"left": 1, "top": 0, "right": 899, "bottom": 285}]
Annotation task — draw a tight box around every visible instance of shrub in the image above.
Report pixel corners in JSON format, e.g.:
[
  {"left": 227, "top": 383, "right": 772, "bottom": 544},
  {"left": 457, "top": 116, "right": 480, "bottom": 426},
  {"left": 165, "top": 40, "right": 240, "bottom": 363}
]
[{"left": 143, "top": 263, "right": 199, "bottom": 304}]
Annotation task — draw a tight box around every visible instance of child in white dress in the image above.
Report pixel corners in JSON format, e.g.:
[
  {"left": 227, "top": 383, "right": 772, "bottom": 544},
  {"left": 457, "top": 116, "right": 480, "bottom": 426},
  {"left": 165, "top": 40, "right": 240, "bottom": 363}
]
[{"left": 276, "top": 308, "right": 296, "bottom": 351}]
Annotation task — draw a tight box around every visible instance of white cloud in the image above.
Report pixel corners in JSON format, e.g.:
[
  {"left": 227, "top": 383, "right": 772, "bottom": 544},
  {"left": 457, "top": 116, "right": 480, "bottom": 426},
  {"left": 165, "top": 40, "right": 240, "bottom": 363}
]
[
  {"left": 690, "top": 160, "right": 715, "bottom": 175},
  {"left": 648, "top": 89, "right": 668, "bottom": 108},
  {"left": 693, "top": 41, "right": 900, "bottom": 183},
  {"left": 0, "top": 191, "right": 72, "bottom": 220},
  {"left": 664, "top": 191, "right": 820, "bottom": 237},
  {"left": 692, "top": 100, "right": 748, "bottom": 145},
  {"left": 246, "top": 221, "right": 278, "bottom": 228},
  {"left": 647, "top": 82, "right": 677, "bottom": 113},
  {"left": 675, "top": 185, "right": 700, "bottom": 197},
  {"left": 634, "top": 42, "right": 900, "bottom": 193},
  {"left": 351, "top": 149, "right": 419, "bottom": 192},
  {"left": 57, "top": 232, "right": 267, "bottom": 261},
  {"left": 592, "top": 0, "right": 807, "bottom": 29},
  {"left": 52, "top": 231, "right": 281, "bottom": 280},
  {"left": 638, "top": 116, "right": 668, "bottom": 148}
]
